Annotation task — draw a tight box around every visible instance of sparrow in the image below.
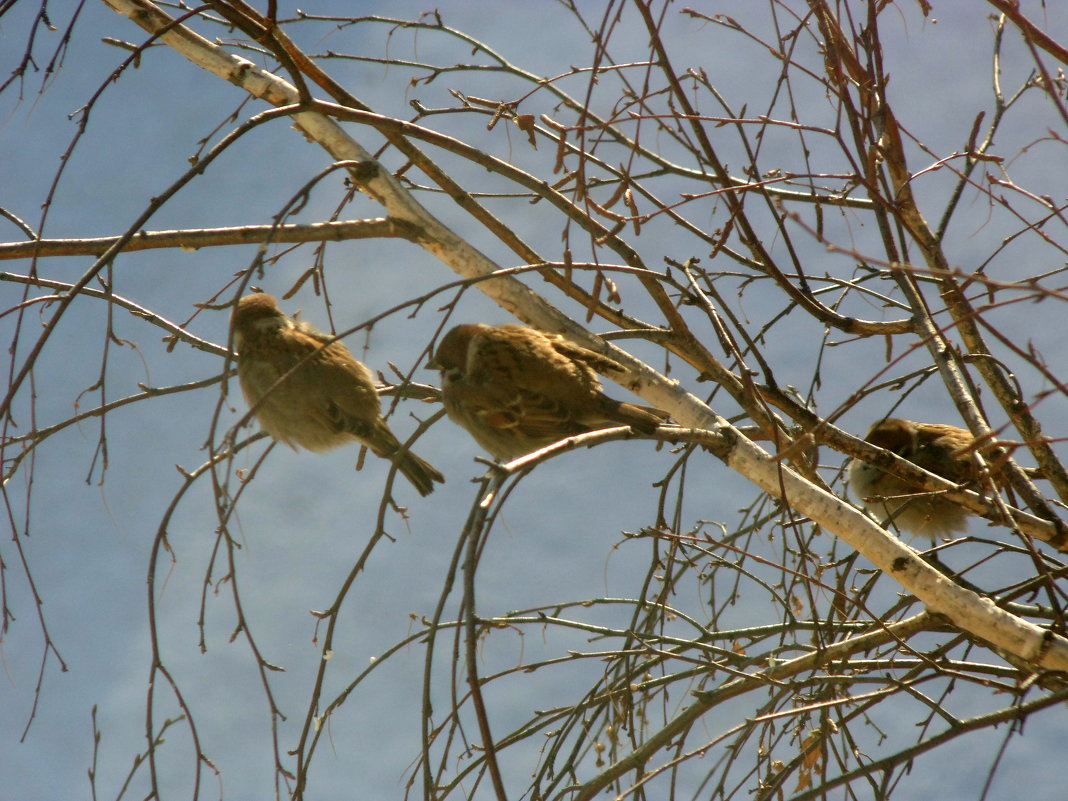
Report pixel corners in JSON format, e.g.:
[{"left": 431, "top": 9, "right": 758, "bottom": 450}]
[
  {"left": 848, "top": 418, "right": 1006, "bottom": 538},
  {"left": 427, "top": 323, "right": 670, "bottom": 460},
  {"left": 230, "top": 293, "right": 444, "bottom": 496}
]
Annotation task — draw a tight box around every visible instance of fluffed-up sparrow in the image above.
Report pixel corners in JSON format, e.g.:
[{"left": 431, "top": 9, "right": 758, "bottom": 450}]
[
  {"left": 848, "top": 417, "right": 1006, "bottom": 538},
  {"left": 428, "top": 322, "right": 670, "bottom": 460},
  {"left": 231, "top": 293, "right": 444, "bottom": 496}
]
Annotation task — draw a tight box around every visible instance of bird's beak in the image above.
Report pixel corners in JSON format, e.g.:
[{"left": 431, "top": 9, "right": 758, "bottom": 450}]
[{"left": 425, "top": 356, "right": 440, "bottom": 371}]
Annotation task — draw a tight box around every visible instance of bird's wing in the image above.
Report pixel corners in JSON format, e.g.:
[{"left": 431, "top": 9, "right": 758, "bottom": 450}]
[
  {"left": 276, "top": 330, "right": 383, "bottom": 432},
  {"left": 469, "top": 326, "right": 602, "bottom": 396},
  {"left": 550, "top": 337, "right": 628, "bottom": 379}
]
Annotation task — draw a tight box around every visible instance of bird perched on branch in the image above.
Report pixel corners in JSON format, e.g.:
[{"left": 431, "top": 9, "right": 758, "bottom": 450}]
[
  {"left": 428, "top": 322, "right": 670, "bottom": 460},
  {"left": 848, "top": 418, "right": 1007, "bottom": 538},
  {"left": 230, "top": 293, "right": 444, "bottom": 496}
]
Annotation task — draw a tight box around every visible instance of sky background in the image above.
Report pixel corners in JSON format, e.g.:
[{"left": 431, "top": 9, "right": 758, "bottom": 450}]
[{"left": 2, "top": 1, "right": 1068, "bottom": 799}]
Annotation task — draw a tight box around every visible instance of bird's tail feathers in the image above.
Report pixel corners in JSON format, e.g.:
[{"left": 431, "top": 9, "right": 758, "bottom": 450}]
[
  {"left": 394, "top": 451, "right": 446, "bottom": 497},
  {"left": 613, "top": 401, "right": 671, "bottom": 434}
]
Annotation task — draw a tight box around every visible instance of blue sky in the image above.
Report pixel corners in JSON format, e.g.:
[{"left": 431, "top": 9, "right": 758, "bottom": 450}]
[{"left": 2, "top": 2, "right": 1068, "bottom": 799}]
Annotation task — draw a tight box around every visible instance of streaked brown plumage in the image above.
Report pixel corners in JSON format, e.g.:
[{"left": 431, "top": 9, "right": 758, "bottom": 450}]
[
  {"left": 231, "top": 293, "right": 444, "bottom": 496},
  {"left": 848, "top": 418, "right": 1006, "bottom": 538},
  {"left": 428, "top": 323, "right": 669, "bottom": 460}
]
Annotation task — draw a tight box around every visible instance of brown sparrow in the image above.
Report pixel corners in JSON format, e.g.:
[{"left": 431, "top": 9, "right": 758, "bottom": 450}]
[
  {"left": 848, "top": 418, "right": 1005, "bottom": 538},
  {"left": 231, "top": 293, "right": 444, "bottom": 496},
  {"left": 427, "top": 323, "right": 670, "bottom": 460}
]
